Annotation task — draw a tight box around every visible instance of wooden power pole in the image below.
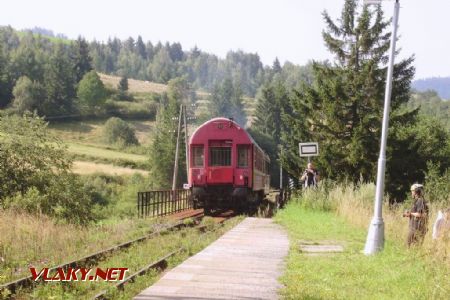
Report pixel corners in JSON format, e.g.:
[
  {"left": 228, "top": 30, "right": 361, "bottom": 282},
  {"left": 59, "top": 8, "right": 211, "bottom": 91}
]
[
  {"left": 183, "top": 105, "right": 189, "bottom": 180},
  {"left": 172, "top": 105, "right": 183, "bottom": 191}
]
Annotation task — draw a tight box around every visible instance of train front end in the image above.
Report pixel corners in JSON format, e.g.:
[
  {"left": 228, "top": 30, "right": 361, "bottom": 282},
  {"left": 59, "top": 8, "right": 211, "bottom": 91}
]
[{"left": 188, "top": 117, "right": 257, "bottom": 214}]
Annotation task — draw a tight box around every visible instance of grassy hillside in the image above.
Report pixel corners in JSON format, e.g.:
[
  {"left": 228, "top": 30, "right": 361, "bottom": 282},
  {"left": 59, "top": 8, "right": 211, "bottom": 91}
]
[
  {"left": 48, "top": 119, "right": 156, "bottom": 147},
  {"left": 27, "top": 73, "right": 257, "bottom": 175},
  {"left": 72, "top": 161, "right": 149, "bottom": 175},
  {"left": 47, "top": 119, "right": 152, "bottom": 175},
  {"left": 100, "top": 73, "right": 168, "bottom": 94}
]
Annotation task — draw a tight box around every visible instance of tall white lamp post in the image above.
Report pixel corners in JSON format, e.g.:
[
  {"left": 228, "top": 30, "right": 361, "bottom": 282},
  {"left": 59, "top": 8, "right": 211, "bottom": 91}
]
[{"left": 363, "top": 0, "right": 400, "bottom": 255}]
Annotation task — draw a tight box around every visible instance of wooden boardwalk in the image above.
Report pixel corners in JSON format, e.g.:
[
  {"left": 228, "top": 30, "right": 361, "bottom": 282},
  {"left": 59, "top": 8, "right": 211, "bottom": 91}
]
[{"left": 134, "top": 217, "right": 289, "bottom": 300}]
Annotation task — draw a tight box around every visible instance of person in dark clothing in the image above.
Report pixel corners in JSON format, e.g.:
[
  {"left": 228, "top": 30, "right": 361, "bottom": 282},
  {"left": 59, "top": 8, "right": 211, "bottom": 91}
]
[
  {"left": 403, "top": 183, "right": 429, "bottom": 247},
  {"left": 300, "top": 162, "right": 320, "bottom": 188}
]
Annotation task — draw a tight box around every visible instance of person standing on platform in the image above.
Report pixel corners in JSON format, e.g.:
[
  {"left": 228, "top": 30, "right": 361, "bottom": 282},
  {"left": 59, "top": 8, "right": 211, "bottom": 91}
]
[
  {"left": 403, "top": 183, "right": 429, "bottom": 247},
  {"left": 300, "top": 162, "right": 320, "bottom": 188}
]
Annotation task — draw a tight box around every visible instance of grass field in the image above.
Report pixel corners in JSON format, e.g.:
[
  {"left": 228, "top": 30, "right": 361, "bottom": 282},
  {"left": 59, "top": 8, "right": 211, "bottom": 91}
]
[
  {"left": 67, "top": 143, "right": 147, "bottom": 162},
  {"left": 99, "top": 73, "right": 168, "bottom": 94},
  {"left": 275, "top": 185, "right": 450, "bottom": 300},
  {"left": 48, "top": 119, "right": 153, "bottom": 173},
  {"left": 72, "top": 161, "right": 149, "bottom": 176},
  {"left": 48, "top": 119, "right": 156, "bottom": 146}
]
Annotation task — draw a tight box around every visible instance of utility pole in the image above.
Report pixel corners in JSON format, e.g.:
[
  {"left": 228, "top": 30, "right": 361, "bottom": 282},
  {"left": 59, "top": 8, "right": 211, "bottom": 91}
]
[
  {"left": 183, "top": 105, "right": 189, "bottom": 180},
  {"left": 279, "top": 146, "right": 283, "bottom": 190},
  {"left": 364, "top": 0, "right": 400, "bottom": 255},
  {"left": 172, "top": 105, "right": 183, "bottom": 191}
]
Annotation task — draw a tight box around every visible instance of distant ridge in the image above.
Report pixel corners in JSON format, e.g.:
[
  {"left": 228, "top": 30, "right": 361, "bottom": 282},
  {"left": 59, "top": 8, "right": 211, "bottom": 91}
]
[{"left": 412, "top": 77, "right": 450, "bottom": 100}]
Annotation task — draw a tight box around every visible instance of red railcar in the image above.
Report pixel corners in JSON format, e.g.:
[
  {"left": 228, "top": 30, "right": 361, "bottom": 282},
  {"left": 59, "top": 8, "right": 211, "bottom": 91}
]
[{"left": 188, "top": 117, "right": 270, "bottom": 214}]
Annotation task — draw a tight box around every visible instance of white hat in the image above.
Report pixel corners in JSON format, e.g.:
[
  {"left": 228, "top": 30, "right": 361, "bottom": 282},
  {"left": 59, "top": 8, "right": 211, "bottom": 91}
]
[{"left": 410, "top": 183, "right": 424, "bottom": 192}]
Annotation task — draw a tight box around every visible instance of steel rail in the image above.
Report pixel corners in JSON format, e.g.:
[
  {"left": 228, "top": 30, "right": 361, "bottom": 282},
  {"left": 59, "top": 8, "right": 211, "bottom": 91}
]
[
  {"left": 0, "top": 213, "right": 204, "bottom": 297},
  {"left": 92, "top": 248, "right": 183, "bottom": 300}
]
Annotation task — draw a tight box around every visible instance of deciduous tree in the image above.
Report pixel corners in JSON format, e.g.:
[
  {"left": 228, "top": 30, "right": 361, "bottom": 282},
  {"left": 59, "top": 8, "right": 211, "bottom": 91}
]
[{"left": 76, "top": 70, "right": 106, "bottom": 108}]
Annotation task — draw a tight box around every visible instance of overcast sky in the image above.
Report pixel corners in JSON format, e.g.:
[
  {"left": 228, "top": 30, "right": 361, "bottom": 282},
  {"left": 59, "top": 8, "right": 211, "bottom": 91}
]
[{"left": 1, "top": 0, "right": 448, "bottom": 79}]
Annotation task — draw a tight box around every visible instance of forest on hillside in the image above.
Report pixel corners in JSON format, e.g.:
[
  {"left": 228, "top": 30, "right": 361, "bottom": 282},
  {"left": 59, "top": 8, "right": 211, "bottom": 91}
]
[{"left": 1, "top": 0, "right": 450, "bottom": 208}]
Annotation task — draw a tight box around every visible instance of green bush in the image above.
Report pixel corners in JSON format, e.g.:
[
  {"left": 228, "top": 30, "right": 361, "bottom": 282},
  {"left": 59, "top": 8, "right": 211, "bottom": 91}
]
[
  {"left": 103, "top": 117, "right": 139, "bottom": 146},
  {"left": 77, "top": 173, "right": 153, "bottom": 220},
  {"left": 103, "top": 99, "right": 157, "bottom": 119},
  {"left": 4, "top": 173, "right": 99, "bottom": 224},
  {"left": 0, "top": 114, "right": 101, "bottom": 224},
  {"left": 424, "top": 162, "right": 450, "bottom": 205}
]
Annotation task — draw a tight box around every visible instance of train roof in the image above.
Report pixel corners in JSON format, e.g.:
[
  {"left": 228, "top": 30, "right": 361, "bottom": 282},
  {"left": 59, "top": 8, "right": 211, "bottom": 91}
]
[{"left": 190, "top": 117, "right": 270, "bottom": 161}]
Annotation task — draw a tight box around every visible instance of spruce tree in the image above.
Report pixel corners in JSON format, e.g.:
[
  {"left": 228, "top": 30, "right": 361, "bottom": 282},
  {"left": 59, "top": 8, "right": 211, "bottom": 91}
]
[
  {"left": 272, "top": 57, "right": 282, "bottom": 74},
  {"left": 136, "top": 36, "right": 147, "bottom": 59},
  {"left": 285, "top": 0, "right": 415, "bottom": 195},
  {"left": 72, "top": 37, "right": 93, "bottom": 83},
  {"left": 209, "top": 78, "right": 246, "bottom": 126},
  {"left": 253, "top": 79, "right": 289, "bottom": 145},
  {"left": 0, "top": 42, "right": 11, "bottom": 107},
  {"left": 118, "top": 76, "right": 129, "bottom": 92},
  {"left": 149, "top": 83, "right": 186, "bottom": 188},
  {"left": 252, "top": 78, "right": 290, "bottom": 186},
  {"left": 43, "top": 44, "right": 77, "bottom": 115}
]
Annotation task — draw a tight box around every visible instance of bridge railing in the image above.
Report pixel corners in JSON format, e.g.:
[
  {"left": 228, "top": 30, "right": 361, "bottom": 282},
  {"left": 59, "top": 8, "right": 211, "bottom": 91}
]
[{"left": 137, "top": 189, "right": 192, "bottom": 218}]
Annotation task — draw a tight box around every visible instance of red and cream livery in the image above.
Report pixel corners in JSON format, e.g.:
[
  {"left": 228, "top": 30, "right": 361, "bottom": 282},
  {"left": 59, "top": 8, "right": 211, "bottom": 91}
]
[{"left": 189, "top": 117, "right": 270, "bottom": 214}]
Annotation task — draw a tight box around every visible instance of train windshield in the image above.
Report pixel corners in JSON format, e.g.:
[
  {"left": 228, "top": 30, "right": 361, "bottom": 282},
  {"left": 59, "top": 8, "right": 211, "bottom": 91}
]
[{"left": 209, "top": 147, "right": 232, "bottom": 166}]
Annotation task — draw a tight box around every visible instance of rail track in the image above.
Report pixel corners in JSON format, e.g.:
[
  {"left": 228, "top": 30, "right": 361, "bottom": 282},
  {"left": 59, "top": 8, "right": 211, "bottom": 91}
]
[
  {"left": 0, "top": 209, "right": 234, "bottom": 299},
  {"left": 93, "top": 214, "right": 233, "bottom": 299}
]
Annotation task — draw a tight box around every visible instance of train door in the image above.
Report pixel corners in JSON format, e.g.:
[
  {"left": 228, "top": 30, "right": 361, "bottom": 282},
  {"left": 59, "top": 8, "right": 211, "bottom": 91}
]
[
  {"left": 190, "top": 145, "right": 205, "bottom": 186},
  {"left": 207, "top": 140, "right": 233, "bottom": 184},
  {"left": 235, "top": 145, "right": 251, "bottom": 187}
]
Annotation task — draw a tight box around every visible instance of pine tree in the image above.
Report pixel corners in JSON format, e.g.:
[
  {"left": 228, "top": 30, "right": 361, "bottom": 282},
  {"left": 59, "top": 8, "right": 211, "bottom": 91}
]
[
  {"left": 124, "top": 37, "right": 135, "bottom": 52},
  {"left": 71, "top": 37, "right": 93, "bottom": 83},
  {"left": 43, "top": 44, "right": 77, "bottom": 115},
  {"left": 0, "top": 42, "right": 11, "bottom": 108},
  {"left": 208, "top": 79, "right": 246, "bottom": 126},
  {"left": 118, "top": 76, "right": 128, "bottom": 92},
  {"left": 135, "top": 36, "right": 147, "bottom": 59},
  {"left": 284, "top": 0, "right": 415, "bottom": 194},
  {"left": 252, "top": 78, "right": 290, "bottom": 186},
  {"left": 253, "top": 80, "right": 289, "bottom": 144},
  {"left": 149, "top": 83, "right": 186, "bottom": 188},
  {"left": 272, "top": 57, "right": 282, "bottom": 74},
  {"left": 10, "top": 33, "right": 45, "bottom": 82}
]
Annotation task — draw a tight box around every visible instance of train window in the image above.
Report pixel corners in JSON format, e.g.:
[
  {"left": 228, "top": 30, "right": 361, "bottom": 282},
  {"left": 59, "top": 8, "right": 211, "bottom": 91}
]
[
  {"left": 192, "top": 146, "right": 204, "bottom": 167},
  {"left": 256, "top": 150, "right": 264, "bottom": 171},
  {"left": 209, "top": 147, "right": 231, "bottom": 166},
  {"left": 237, "top": 145, "right": 248, "bottom": 168}
]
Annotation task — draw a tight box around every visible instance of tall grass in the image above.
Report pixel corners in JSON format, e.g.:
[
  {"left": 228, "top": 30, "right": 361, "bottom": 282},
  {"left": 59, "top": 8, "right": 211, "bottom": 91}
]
[
  {"left": 0, "top": 209, "right": 163, "bottom": 284},
  {"left": 277, "top": 183, "right": 450, "bottom": 299},
  {"left": 293, "top": 182, "right": 450, "bottom": 266}
]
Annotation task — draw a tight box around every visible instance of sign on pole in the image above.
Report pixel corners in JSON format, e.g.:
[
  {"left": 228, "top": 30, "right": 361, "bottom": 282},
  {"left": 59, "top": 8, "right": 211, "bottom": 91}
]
[{"left": 299, "top": 142, "right": 319, "bottom": 157}]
